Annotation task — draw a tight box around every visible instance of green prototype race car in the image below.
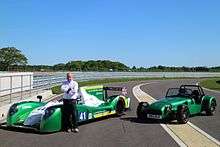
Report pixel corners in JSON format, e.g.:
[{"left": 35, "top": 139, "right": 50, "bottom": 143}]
[
  {"left": 137, "top": 85, "right": 217, "bottom": 124},
  {"left": 2, "top": 85, "right": 130, "bottom": 133}
]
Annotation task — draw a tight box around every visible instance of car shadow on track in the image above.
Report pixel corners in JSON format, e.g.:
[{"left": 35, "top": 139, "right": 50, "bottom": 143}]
[
  {"left": 0, "top": 124, "right": 41, "bottom": 134},
  {"left": 0, "top": 115, "right": 123, "bottom": 135},
  {"left": 120, "top": 116, "right": 184, "bottom": 125}
]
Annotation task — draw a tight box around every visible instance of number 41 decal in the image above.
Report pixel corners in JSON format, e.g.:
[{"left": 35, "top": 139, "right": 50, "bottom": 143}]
[{"left": 79, "top": 112, "right": 87, "bottom": 121}]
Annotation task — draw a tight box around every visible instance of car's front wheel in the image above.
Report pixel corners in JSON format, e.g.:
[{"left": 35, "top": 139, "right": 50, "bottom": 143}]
[
  {"left": 177, "top": 105, "right": 190, "bottom": 124},
  {"left": 205, "top": 99, "right": 217, "bottom": 116},
  {"left": 137, "top": 102, "right": 149, "bottom": 120}
]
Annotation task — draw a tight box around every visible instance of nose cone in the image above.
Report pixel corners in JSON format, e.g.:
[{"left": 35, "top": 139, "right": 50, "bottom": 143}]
[{"left": 150, "top": 101, "right": 168, "bottom": 110}]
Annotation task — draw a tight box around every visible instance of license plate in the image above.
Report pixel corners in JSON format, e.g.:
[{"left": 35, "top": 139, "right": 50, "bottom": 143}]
[{"left": 147, "top": 114, "right": 162, "bottom": 119}]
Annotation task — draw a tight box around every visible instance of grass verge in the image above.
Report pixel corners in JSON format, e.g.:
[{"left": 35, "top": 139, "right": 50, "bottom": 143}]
[
  {"left": 51, "top": 77, "right": 198, "bottom": 94},
  {"left": 200, "top": 78, "right": 220, "bottom": 91}
]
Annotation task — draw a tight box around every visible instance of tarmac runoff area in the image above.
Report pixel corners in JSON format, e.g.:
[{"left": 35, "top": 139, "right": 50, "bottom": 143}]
[{"left": 133, "top": 82, "right": 220, "bottom": 147}]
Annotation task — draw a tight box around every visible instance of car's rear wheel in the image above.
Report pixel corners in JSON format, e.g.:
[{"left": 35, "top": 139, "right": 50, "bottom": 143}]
[
  {"left": 205, "top": 99, "right": 216, "bottom": 116},
  {"left": 177, "top": 105, "right": 190, "bottom": 124},
  {"left": 137, "top": 102, "right": 149, "bottom": 120},
  {"left": 116, "top": 98, "right": 125, "bottom": 116}
]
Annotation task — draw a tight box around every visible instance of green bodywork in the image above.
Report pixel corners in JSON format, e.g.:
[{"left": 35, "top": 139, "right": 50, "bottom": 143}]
[
  {"left": 6, "top": 85, "right": 130, "bottom": 133},
  {"left": 148, "top": 96, "right": 216, "bottom": 119},
  {"left": 142, "top": 85, "right": 217, "bottom": 120},
  {"left": 7, "top": 102, "right": 45, "bottom": 125}
]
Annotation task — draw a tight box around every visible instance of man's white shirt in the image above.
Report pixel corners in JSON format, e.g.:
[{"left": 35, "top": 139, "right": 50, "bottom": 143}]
[{"left": 61, "top": 80, "right": 79, "bottom": 100}]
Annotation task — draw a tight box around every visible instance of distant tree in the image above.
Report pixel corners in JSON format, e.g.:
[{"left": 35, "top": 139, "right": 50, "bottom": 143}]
[
  {"left": 132, "top": 66, "right": 137, "bottom": 71},
  {"left": 53, "top": 63, "right": 66, "bottom": 71},
  {"left": 158, "top": 65, "right": 165, "bottom": 70},
  {"left": 210, "top": 66, "right": 220, "bottom": 72},
  {"left": 194, "top": 66, "right": 209, "bottom": 72},
  {"left": 181, "top": 66, "right": 189, "bottom": 72},
  {"left": 66, "top": 61, "right": 84, "bottom": 71},
  {"left": 65, "top": 60, "right": 130, "bottom": 72},
  {"left": 0, "top": 47, "right": 28, "bottom": 71}
]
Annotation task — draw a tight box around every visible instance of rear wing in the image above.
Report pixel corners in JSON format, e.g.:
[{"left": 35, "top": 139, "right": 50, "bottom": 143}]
[
  {"left": 103, "top": 86, "right": 123, "bottom": 91},
  {"left": 103, "top": 87, "right": 127, "bottom": 101},
  {"left": 103, "top": 87, "right": 127, "bottom": 95}
]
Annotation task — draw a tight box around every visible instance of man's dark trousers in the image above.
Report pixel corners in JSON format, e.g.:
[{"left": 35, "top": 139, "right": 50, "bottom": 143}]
[{"left": 63, "top": 99, "right": 78, "bottom": 131}]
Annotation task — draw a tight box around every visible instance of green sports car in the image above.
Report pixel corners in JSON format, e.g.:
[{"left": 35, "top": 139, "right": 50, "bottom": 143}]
[
  {"left": 137, "top": 85, "right": 217, "bottom": 124},
  {"left": 3, "top": 85, "right": 130, "bottom": 133}
]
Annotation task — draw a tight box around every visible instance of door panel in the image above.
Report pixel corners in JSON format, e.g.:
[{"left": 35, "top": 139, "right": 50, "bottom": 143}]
[{"left": 189, "top": 99, "right": 202, "bottom": 115}]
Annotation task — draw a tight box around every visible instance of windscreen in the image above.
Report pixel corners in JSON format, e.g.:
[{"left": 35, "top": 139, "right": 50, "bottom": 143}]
[
  {"left": 166, "top": 88, "right": 180, "bottom": 97},
  {"left": 166, "top": 88, "right": 192, "bottom": 98}
]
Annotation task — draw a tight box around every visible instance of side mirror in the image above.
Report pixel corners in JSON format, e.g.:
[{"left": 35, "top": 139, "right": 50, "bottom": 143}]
[
  {"left": 37, "top": 95, "right": 43, "bottom": 102},
  {"left": 76, "top": 96, "right": 82, "bottom": 103}
]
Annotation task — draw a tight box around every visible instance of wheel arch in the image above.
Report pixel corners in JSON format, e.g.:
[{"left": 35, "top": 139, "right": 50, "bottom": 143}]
[
  {"left": 116, "top": 97, "right": 126, "bottom": 108},
  {"left": 201, "top": 96, "right": 217, "bottom": 110},
  {"left": 40, "top": 106, "right": 62, "bottom": 133}
]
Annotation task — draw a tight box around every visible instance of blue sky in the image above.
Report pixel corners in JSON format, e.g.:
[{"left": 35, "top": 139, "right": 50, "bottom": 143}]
[{"left": 1, "top": 0, "right": 220, "bottom": 67}]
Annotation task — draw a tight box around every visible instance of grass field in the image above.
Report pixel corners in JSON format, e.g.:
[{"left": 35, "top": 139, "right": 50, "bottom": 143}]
[{"left": 200, "top": 78, "right": 220, "bottom": 91}]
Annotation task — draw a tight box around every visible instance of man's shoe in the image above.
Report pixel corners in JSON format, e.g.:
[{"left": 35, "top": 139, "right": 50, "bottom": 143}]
[
  {"left": 66, "top": 129, "right": 71, "bottom": 133},
  {"left": 72, "top": 128, "right": 79, "bottom": 133}
]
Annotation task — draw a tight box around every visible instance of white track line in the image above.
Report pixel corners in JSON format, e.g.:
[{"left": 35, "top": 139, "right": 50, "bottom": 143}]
[
  {"left": 160, "top": 124, "right": 187, "bottom": 147},
  {"left": 132, "top": 82, "right": 220, "bottom": 147},
  {"left": 187, "top": 122, "right": 220, "bottom": 146}
]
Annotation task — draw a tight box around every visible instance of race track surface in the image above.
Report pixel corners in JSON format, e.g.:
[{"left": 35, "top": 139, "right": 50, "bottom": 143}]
[{"left": 0, "top": 79, "right": 219, "bottom": 147}]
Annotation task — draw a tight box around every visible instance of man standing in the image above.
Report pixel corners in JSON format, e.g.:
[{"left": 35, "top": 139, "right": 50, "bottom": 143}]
[{"left": 61, "top": 73, "right": 79, "bottom": 133}]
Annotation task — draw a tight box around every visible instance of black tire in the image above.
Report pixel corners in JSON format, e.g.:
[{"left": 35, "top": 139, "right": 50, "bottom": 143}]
[
  {"left": 116, "top": 98, "right": 125, "bottom": 116},
  {"left": 177, "top": 105, "right": 190, "bottom": 124},
  {"left": 205, "top": 100, "right": 217, "bottom": 116},
  {"left": 136, "top": 102, "right": 149, "bottom": 120}
]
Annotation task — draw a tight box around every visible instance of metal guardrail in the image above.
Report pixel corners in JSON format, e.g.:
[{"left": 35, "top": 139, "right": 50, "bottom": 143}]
[
  {"left": 0, "top": 74, "right": 32, "bottom": 103},
  {"left": 32, "top": 72, "right": 220, "bottom": 90},
  {"left": 1, "top": 72, "right": 220, "bottom": 105}
]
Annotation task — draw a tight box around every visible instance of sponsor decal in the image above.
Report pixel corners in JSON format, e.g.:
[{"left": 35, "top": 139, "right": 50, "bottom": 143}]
[
  {"left": 86, "top": 89, "right": 103, "bottom": 92},
  {"left": 94, "top": 110, "right": 116, "bottom": 118},
  {"left": 122, "top": 87, "right": 127, "bottom": 95},
  {"left": 88, "top": 113, "right": 93, "bottom": 119},
  {"left": 79, "top": 112, "right": 87, "bottom": 121}
]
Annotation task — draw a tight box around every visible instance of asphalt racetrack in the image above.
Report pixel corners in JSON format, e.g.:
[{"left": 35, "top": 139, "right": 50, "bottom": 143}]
[{"left": 0, "top": 79, "right": 219, "bottom": 147}]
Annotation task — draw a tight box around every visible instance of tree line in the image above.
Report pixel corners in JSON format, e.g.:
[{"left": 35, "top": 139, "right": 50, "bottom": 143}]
[
  {"left": 131, "top": 65, "right": 220, "bottom": 72},
  {"left": 11, "top": 60, "right": 130, "bottom": 72},
  {"left": 1, "top": 47, "right": 220, "bottom": 72}
]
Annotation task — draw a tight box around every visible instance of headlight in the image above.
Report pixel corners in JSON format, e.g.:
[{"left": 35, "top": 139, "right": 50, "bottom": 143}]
[
  {"left": 24, "top": 114, "right": 42, "bottom": 127},
  {"left": 43, "top": 107, "right": 55, "bottom": 120},
  {"left": 164, "top": 105, "right": 172, "bottom": 114},
  {"left": 9, "top": 104, "right": 18, "bottom": 116}
]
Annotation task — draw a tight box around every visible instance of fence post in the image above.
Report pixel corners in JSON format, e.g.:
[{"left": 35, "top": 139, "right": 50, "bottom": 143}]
[
  {"left": 50, "top": 75, "right": 52, "bottom": 90},
  {"left": 0, "top": 77, "right": 1, "bottom": 98},
  {"left": 29, "top": 74, "right": 32, "bottom": 97},
  {"left": 21, "top": 75, "right": 23, "bottom": 100},
  {"left": 10, "top": 76, "right": 12, "bottom": 103}
]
